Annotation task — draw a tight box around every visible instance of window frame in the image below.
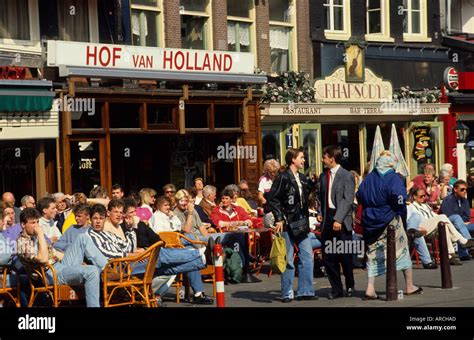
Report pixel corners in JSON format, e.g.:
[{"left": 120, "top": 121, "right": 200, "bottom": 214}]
[
  {"left": 226, "top": 0, "right": 256, "bottom": 59},
  {"left": 323, "top": 0, "right": 351, "bottom": 41},
  {"left": 365, "top": 0, "right": 394, "bottom": 42},
  {"left": 179, "top": 0, "right": 213, "bottom": 50},
  {"left": 269, "top": 0, "right": 298, "bottom": 75},
  {"left": 403, "top": 0, "right": 431, "bottom": 42},
  {"left": 130, "top": 0, "right": 164, "bottom": 47},
  {"left": 0, "top": 0, "right": 41, "bottom": 53}
]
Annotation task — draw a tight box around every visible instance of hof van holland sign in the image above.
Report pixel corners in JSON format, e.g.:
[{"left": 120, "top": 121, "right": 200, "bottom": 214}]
[
  {"left": 314, "top": 67, "right": 393, "bottom": 103},
  {"left": 47, "top": 41, "right": 255, "bottom": 74}
]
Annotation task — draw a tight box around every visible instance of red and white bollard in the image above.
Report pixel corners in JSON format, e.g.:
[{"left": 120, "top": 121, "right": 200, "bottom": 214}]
[{"left": 213, "top": 243, "right": 225, "bottom": 307}]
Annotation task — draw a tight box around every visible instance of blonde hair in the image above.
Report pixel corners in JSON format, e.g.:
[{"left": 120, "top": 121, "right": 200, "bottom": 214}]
[
  {"left": 175, "top": 189, "right": 190, "bottom": 201},
  {"left": 263, "top": 159, "right": 280, "bottom": 176},
  {"left": 139, "top": 188, "right": 157, "bottom": 206}
]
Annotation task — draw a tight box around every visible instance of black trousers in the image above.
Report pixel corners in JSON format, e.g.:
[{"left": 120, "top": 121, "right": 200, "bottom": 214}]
[{"left": 322, "top": 209, "right": 355, "bottom": 294}]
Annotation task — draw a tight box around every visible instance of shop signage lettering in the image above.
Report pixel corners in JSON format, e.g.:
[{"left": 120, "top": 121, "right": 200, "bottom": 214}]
[
  {"left": 314, "top": 67, "right": 393, "bottom": 103},
  {"left": 412, "top": 126, "right": 433, "bottom": 161},
  {"left": 283, "top": 107, "right": 321, "bottom": 115},
  {"left": 79, "top": 158, "right": 96, "bottom": 170},
  {"left": 47, "top": 41, "right": 254, "bottom": 74}
]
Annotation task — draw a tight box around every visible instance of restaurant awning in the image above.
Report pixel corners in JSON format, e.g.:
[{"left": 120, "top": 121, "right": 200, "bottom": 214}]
[{"left": 0, "top": 80, "right": 54, "bottom": 112}]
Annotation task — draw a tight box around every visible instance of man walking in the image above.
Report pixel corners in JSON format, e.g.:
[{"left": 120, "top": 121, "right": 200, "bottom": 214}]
[{"left": 318, "top": 145, "right": 355, "bottom": 299}]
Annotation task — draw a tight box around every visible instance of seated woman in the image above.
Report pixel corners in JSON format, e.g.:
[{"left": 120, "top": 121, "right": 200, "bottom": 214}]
[
  {"left": 407, "top": 187, "right": 474, "bottom": 264},
  {"left": 173, "top": 189, "right": 212, "bottom": 242},
  {"left": 211, "top": 188, "right": 253, "bottom": 231},
  {"left": 149, "top": 196, "right": 181, "bottom": 233}
]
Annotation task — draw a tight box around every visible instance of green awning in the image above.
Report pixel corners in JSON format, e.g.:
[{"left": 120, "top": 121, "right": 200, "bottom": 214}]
[{"left": 0, "top": 80, "right": 54, "bottom": 112}]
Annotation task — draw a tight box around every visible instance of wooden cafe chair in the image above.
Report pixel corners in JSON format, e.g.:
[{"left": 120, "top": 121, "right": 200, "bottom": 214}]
[{"left": 0, "top": 265, "right": 21, "bottom": 307}]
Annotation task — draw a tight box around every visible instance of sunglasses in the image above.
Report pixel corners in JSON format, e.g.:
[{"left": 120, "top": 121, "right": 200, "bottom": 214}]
[
  {"left": 165, "top": 191, "right": 175, "bottom": 194},
  {"left": 459, "top": 188, "right": 467, "bottom": 192},
  {"left": 418, "top": 194, "right": 426, "bottom": 198}
]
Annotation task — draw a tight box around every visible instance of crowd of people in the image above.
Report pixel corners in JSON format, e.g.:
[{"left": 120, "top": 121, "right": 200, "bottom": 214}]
[{"left": 1, "top": 146, "right": 474, "bottom": 307}]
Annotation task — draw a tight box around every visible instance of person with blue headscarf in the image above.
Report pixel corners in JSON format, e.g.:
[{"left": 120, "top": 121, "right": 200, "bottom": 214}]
[{"left": 356, "top": 150, "right": 422, "bottom": 300}]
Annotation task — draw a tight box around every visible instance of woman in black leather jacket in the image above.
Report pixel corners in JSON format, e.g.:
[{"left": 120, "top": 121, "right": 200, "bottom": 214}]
[{"left": 269, "top": 147, "right": 318, "bottom": 303}]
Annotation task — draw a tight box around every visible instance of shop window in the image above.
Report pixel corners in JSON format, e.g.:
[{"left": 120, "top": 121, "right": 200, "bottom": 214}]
[
  {"left": 366, "top": 123, "right": 405, "bottom": 171},
  {"left": 214, "top": 105, "right": 241, "bottom": 129},
  {"left": 402, "top": 0, "right": 431, "bottom": 42},
  {"left": 70, "top": 140, "right": 101, "bottom": 194},
  {"left": 0, "top": 0, "right": 31, "bottom": 40},
  {"left": 269, "top": 0, "right": 296, "bottom": 74},
  {"left": 180, "top": 0, "right": 210, "bottom": 50},
  {"left": 147, "top": 103, "right": 176, "bottom": 129},
  {"left": 262, "top": 129, "right": 282, "bottom": 162},
  {"left": 323, "top": 124, "right": 361, "bottom": 174},
  {"left": 324, "top": 0, "right": 351, "bottom": 41},
  {"left": 185, "top": 104, "right": 209, "bottom": 129},
  {"left": 109, "top": 103, "right": 142, "bottom": 129},
  {"left": 131, "top": 0, "right": 163, "bottom": 47},
  {"left": 71, "top": 102, "right": 103, "bottom": 129},
  {"left": 39, "top": 0, "right": 98, "bottom": 42}
]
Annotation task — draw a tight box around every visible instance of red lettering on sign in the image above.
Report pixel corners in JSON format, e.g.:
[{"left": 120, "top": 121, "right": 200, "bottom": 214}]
[
  {"left": 86, "top": 46, "right": 97, "bottom": 66},
  {"left": 223, "top": 54, "right": 232, "bottom": 72},
  {"left": 213, "top": 54, "right": 222, "bottom": 71},
  {"left": 99, "top": 47, "right": 111, "bottom": 67},
  {"left": 174, "top": 51, "right": 185, "bottom": 70},
  {"left": 185, "top": 52, "right": 194, "bottom": 70},
  {"left": 202, "top": 54, "right": 210, "bottom": 71},
  {"left": 163, "top": 50, "right": 173, "bottom": 69},
  {"left": 194, "top": 53, "right": 202, "bottom": 71},
  {"left": 112, "top": 47, "right": 122, "bottom": 66}
]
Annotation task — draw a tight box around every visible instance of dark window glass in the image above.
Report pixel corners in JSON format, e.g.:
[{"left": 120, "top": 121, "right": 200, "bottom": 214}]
[
  {"left": 214, "top": 105, "right": 241, "bottom": 129},
  {"left": 185, "top": 104, "right": 209, "bottom": 129},
  {"left": 70, "top": 140, "right": 101, "bottom": 194},
  {"left": 227, "top": 0, "right": 251, "bottom": 17},
  {"left": 269, "top": 0, "right": 290, "bottom": 22},
  {"left": 109, "top": 103, "right": 141, "bottom": 128},
  {"left": 147, "top": 104, "right": 176, "bottom": 128},
  {"left": 262, "top": 130, "right": 281, "bottom": 162},
  {"left": 71, "top": 102, "right": 103, "bottom": 129}
]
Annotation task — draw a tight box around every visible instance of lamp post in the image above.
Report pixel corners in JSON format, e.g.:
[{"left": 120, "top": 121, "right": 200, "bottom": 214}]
[{"left": 455, "top": 120, "right": 470, "bottom": 180}]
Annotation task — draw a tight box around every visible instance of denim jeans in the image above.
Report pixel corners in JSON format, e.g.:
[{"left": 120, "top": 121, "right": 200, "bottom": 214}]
[
  {"left": 448, "top": 214, "right": 473, "bottom": 258},
  {"left": 308, "top": 232, "right": 321, "bottom": 249},
  {"left": 407, "top": 214, "right": 432, "bottom": 264},
  {"left": 47, "top": 233, "right": 106, "bottom": 307},
  {"left": 281, "top": 231, "right": 315, "bottom": 299}
]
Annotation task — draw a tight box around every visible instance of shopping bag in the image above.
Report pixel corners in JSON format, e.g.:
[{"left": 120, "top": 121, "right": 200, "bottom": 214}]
[{"left": 270, "top": 232, "right": 287, "bottom": 274}]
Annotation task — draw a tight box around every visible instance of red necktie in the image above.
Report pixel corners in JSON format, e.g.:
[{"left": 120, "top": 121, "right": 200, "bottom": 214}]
[{"left": 326, "top": 170, "right": 331, "bottom": 212}]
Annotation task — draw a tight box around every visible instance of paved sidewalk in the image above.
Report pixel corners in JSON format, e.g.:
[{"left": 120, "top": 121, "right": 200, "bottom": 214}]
[{"left": 166, "top": 259, "right": 474, "bottom": 307}]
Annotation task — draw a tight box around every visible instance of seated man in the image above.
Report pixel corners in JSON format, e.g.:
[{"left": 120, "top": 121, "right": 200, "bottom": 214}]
[
  {"left": 441, "top": 179, "right": 474, "bottom": 261},
  {"left": 92, "top": 203, "right": 213, "bottom": 305},
  {"left": 103, "top": 199, "right": 127, "bottom": 241},
  {"left": 54, "top": 204, "right": 91, "bottom": 253},
  {"left": 17, "top": 208, "right": 104, "bottom": 307},
  {"left": 37, "top": 197, "right": 62, "bottom": 242}
]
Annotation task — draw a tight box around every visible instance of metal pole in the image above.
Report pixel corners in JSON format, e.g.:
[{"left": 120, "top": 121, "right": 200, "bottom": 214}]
[
  {"left": 213, "top": 243, "right": 225, "bottom": 307},
  {"left": 437, "top": 222, "right": 453, "bottom": 289},
  {"left": 386, "top": 224, "right": 398, "bottom": 301}
]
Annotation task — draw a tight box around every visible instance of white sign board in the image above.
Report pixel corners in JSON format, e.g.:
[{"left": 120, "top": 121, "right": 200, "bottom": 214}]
[{"left": 47, "top": 40, "right": 255, "bottom": 74}]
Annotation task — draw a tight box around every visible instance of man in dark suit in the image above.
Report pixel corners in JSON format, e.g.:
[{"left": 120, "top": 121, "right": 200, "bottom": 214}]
[{"left": 318, "top": 145, "right": 355, "bottom": 299}]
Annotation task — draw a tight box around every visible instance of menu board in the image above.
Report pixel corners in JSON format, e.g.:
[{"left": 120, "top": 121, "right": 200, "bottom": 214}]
[{"left": 413, "top": 126, "right": 432, "bottom": 161}]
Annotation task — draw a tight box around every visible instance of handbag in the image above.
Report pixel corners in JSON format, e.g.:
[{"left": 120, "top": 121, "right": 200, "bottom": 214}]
[
  {"left": 288, "top": 217, "right": 310, "bottom": 239},
  {"left": 270, "top": 232, "right": 287, "bottom": 274}
]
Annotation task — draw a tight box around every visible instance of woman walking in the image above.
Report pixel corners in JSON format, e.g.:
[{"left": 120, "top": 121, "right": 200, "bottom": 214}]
[{"left": 356, "top": 151, "right": 422, "bottom": 299}]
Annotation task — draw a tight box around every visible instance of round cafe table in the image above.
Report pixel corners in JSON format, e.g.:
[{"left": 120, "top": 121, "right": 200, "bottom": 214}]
[{"left": 223, "top": 226, "right": 270, "bottom": 283}]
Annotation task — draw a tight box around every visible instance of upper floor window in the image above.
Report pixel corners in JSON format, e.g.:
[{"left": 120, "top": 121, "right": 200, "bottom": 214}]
[
  {"left": 366, "top": 0, "right": 393, "bottom": 42},
  {"left": 0, "top": 0, "right": 31, "bottom": 40},
  {"left": 403, "top": 0, "right": 431, "bottom": 41},
  {"left": 180, "top": 0, "right": 211, "bottom": 50},
  {"left": 324, "top": 0, "right": 351, "bottom": 40},
  {"left": 39, "top": 0, "right": 99, "bottom": 42},
  {"left": 269, "top": 0, "right": 296, "bottom": 74},
  {"left": 131, "top": 0, "right": 163, "bottom": 47},
  {"left": 227, "top": 0, "right": 254, "bottom": 53},
  {"left": 0, "top": 0, "right": 41, "bottom": 52}
]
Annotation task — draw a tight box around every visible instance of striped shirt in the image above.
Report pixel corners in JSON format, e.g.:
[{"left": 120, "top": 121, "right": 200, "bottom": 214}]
[{"left": 87, "top": 228, "right": 136, "bottom": 259}]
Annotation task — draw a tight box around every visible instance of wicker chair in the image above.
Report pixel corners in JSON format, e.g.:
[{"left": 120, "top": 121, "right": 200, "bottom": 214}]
[
  {"left": 102, "top": 241, "right": 164, "bottom": 307},
  {"left": 0, "top": 266, "right": 21, "bottom": 307},
  {"left": 158, "top": 232, "right": 216, "bottom": 302},
  {"left": 20, "top": 261, "right": 84, "bottom": 307}
]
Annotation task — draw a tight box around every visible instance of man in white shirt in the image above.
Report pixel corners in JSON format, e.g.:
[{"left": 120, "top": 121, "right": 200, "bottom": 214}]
[{"left": 37, "top": 197, "right": 62, "bottom": 242}]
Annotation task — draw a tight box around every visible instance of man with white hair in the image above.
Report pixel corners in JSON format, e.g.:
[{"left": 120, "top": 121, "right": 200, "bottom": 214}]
[{"left": 20, "top": 195, "right": 36, "bottom": 210}]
